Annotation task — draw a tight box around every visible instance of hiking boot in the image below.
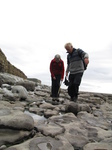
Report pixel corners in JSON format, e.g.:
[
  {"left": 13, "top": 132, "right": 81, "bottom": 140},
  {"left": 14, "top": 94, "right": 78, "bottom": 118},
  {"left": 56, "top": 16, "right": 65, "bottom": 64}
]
[
  {"left": 71, "top": 96, "right": 77, "bottom": 102},
  {"left": 52, "top": 97, "right": 59, "bottom": 102},
  {"left": 52, "top": 97, "right": 56, "bottom": 101}
]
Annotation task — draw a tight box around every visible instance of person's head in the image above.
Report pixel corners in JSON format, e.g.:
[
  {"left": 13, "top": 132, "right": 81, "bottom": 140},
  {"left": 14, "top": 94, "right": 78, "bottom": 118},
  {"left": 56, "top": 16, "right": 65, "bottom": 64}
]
[
  {"left": 55, "top": 54, "right": 61, "bottom": 62},
  {"left": 64, "top": 43, "right": 73, "bottom": 53}
]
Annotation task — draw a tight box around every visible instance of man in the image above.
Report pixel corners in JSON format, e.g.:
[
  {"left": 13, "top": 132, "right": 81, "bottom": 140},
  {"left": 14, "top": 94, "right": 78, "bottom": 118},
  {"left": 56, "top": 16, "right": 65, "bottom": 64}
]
[
  {"left": 64, "top": 43, "right": 89, "bottom": 102},
  {"left": 50, "top": 54, "right": 64, "bottom": 98}
]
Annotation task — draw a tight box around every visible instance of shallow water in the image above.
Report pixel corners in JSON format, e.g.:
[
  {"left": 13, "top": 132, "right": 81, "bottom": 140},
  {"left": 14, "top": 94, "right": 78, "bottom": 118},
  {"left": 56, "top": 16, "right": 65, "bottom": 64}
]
[{"left": 24, "top": 110, "right": 46, "bottom": 121}]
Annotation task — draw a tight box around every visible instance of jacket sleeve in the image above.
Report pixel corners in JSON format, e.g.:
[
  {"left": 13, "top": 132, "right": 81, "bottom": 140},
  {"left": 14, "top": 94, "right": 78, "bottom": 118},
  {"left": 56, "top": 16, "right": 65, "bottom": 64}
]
[
  {"left": 78, "top": 48, "right": 89, "bottom": 59},
  {"left": 50, "top": 60, "right": 55, "bottom": 78}
]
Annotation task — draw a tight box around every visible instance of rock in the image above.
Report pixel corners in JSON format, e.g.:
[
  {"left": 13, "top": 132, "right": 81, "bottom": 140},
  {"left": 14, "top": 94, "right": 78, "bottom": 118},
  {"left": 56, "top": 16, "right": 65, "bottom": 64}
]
[
  {"left": 27, "top": 78, "right": 41, "bottom": 84},
  {"left": 37, "top": 121, "right": 65, "bottom": 137},
  {"left": 83, "top": 142, "right": 112, "bottom": 150},
  {"left": 11, "top": 85, "right": 28, "bottom": 100},
  {"left": 0, "top": 73, "right": 24, "bottom": 85},
  {"left": 2, "top": 88, "right": 19, "bottom": 101},
  {"left": 0, "top": 129, "right": 32, "bottom": 147},
  {"left": 0, "top": 109, "right": 34, "bottom": 130},
  {"left": 16, "top": 80, "right": 35, "bottom": 91},
  {"left": 65, "top": 102, "right": 79, "bottom": 115},
  {"left": 1, "top": 84, "right": 11, "bottom": 90},
  {"left": 0, "top": 72, "right": 112, "bottom": 149},
  {"left": 77, "top": 111, "right": 111, "bottom": 130},
  {"left": 65, "top": 102, "right": 91, "bottom": 115},
  {"left": 5, "top": 136, "right": 74, "bottom": 150},
  {"left": 44, "top": 109, "right": 59, "bottom": 118}
]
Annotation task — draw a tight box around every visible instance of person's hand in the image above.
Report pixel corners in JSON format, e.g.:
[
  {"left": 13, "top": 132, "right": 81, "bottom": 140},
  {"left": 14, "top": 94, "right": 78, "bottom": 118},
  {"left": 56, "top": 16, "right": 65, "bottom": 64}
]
[
  {"left": 84, "top": 58, "right": 89, "bottom": 65},
  {"left": 53, "top": 76, "right": 56, "bottom": 80},
  {"left": 66, "top": 72, "right": 68, "bottom": 77}
]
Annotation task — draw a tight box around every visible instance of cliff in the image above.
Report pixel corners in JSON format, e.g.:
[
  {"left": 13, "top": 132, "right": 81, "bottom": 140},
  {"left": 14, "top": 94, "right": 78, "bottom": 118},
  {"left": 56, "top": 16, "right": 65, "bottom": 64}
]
[{"left": 0, "top": 48, "right": 27, "bottom": 79}]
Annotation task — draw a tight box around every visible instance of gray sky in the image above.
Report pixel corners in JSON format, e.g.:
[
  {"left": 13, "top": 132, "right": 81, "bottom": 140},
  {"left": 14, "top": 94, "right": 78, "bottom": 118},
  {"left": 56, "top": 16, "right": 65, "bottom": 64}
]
[{"left": 0, "top": 0, "right": 112, "bottom": 94}]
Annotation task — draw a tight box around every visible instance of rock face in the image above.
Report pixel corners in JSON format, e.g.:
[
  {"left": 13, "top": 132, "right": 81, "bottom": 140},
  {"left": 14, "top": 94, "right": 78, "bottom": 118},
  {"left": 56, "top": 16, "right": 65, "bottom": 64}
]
[
  {"left": 0, "top": 73, "right": 112, "bottom": 150},
  {"left": 0, "top": 49, "right": 27, "bottom": 79}
]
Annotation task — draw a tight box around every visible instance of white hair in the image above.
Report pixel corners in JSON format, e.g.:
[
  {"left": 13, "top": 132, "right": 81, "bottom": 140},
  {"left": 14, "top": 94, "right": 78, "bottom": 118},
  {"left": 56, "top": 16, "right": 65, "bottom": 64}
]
[
  {"left": 64, "top": 43, "right": 73, "bottom": 49},
  {"left": 55, "top": 54, "right": 61, "bottom": 59}
]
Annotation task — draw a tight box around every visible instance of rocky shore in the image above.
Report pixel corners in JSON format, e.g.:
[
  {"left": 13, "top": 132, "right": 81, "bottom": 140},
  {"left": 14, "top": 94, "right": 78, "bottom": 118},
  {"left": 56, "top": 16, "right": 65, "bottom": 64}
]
[{"left": 0, "top": 73, "right": 112, "bottom": 150}]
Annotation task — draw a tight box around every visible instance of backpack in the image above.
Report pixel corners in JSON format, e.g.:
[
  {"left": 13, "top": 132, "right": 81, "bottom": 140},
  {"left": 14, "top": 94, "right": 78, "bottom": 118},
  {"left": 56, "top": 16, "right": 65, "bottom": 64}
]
[{"left": 77, "top": 49, "right": 88, "bottom": 70}]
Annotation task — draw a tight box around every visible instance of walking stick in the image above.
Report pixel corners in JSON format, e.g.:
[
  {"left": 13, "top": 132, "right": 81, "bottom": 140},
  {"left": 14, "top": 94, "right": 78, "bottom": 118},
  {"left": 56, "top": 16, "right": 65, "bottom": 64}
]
[{"left": 58, "top": 80, "right": 62, "bottom": 96}]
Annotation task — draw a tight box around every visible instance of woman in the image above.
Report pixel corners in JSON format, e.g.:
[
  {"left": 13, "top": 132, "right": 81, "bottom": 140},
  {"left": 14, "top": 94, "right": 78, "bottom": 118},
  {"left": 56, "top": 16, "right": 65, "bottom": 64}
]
[{"left": 50, "top": 54, "right": 64, "bottom": 98}]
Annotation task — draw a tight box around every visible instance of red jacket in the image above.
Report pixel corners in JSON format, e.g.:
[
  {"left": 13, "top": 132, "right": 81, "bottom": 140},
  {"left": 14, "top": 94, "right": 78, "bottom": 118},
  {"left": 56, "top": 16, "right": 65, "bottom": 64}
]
[{"left": 50, "top": 58, "right": 64, "bottom": 80}]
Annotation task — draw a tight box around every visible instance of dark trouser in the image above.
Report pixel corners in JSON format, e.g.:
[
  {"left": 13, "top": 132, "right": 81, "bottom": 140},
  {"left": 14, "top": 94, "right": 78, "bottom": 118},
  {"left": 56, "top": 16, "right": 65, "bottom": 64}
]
[
  {"left": 68, "top": 73, "right": 83, "bottom": 99},
  {"left": 51, "top": 74, "right": 61, "bottom": 97}
]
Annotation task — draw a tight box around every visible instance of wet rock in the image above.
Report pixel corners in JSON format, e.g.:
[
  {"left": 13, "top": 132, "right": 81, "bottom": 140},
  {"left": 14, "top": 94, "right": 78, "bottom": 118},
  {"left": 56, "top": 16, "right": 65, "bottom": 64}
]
[{"left": 0, "top": 109, "right": 34, "bottom": 130}]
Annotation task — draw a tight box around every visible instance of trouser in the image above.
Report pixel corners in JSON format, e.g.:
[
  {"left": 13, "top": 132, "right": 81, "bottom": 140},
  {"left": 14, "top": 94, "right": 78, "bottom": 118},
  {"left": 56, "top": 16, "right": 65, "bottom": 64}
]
[
  {"left": 68, "top": 73, "right": 83, "bottom": 98},
  {"left": 51, "top": 74, "right": 61, "bottom": 97}
]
